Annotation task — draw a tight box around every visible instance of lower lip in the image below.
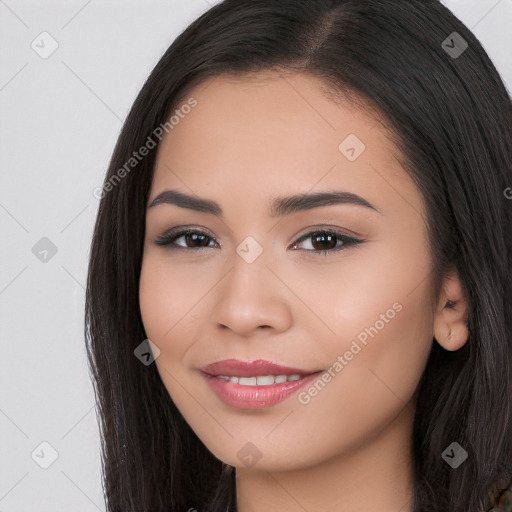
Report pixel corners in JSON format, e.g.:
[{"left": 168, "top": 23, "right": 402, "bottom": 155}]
[{"left": 200, "top": 371, "right": 323, "bottom": 409}]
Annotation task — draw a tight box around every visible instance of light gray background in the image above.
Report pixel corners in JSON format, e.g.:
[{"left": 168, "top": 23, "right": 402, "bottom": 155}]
[{"left": 1, "top": 1, "right": 511, "bottom": 510}]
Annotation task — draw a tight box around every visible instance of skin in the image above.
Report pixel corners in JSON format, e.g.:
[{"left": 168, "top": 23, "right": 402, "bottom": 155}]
[{"left": 139, "top": 71, "right": 469, "bottom": 512}]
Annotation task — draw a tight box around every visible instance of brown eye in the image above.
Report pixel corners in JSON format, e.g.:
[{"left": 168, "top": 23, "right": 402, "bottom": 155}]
[
  {"left": 291, "top": 230, "right": 363, "bottom": 256},
  {"left": 155, "top": 229, "right": 218, "bottom": 249}
]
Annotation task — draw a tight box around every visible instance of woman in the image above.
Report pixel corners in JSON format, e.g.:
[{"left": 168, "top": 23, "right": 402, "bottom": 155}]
[{"left": 85, "top": 1, "right": 512, "bottom": 510}]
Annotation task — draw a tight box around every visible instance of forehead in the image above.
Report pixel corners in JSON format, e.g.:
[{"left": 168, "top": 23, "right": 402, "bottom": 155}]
[{"left": 150, "top": 71, "right": 425, "bottom": 222}]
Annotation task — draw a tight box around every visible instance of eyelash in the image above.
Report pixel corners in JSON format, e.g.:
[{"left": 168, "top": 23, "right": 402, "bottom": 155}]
[{"left": 154, "top": 227, "right": 364, "bottom": 256}]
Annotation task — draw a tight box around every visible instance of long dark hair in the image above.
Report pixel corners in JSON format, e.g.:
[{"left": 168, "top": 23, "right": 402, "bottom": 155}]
[{"left": 84, "top": 1, "right": 512, "bottom": 510}]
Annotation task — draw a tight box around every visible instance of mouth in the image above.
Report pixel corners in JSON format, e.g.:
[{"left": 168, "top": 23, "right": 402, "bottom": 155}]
[
  {"left": 200, "top": 358, "right": 323, "bottom": 379},
  {"left": 199, "top": 359, "right": 324, "bottom": 408}
]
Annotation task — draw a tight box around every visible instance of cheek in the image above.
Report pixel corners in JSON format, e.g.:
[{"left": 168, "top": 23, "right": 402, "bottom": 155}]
[
  {"left": 139, "top": 257, "right": 174, "bottom": 342},
  {"left": 277, "top": 243, "right": 430, "bottom": 345},
  {"left": 282, "top": 283, "right": 433, "bottom": 470},
  {"left": 140, "top": 254, "right": 191, "bottom": 328},
  {"left": 139, "top": 254, "right": 211, "bottom": 369},
  {"left": 327, "top": 272, "right": 432, "bottom": 416}
]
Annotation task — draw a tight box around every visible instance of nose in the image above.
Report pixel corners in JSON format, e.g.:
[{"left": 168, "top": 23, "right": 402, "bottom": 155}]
[{"left": 209, "top": 246, "right": 293, "bottom": 337}]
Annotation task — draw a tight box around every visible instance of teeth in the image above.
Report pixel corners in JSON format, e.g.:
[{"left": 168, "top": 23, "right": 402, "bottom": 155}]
[
  {"left": 256, "top": 375, "right": 274, "bottom": 385},
  {"left": 216, "top": 374, "right": 303, "bottom": 385},
  {"left": 240, "top": 377, "right": 257, "bottom": 385}
]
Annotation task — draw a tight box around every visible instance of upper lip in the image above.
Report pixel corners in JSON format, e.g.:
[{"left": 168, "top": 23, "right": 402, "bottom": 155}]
[{"left": 200, "top": 358, "right": 322, "bottom": 377}]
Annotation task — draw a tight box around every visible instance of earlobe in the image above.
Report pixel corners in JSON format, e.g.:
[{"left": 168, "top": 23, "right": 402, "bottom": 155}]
[{"left": 433, "top": 269, "right": 469, "bottom": 351}]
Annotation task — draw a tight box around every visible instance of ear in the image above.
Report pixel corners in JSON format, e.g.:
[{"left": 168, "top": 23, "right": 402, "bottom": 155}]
[{"left": 433, "top": 268, "right": 469, "bottom": 351}]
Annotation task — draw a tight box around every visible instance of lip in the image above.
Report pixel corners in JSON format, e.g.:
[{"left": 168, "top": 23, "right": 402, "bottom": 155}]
[
  {"left": 200, "top": 371, "right": 322, "bottom": 409},
  {"left": 200, "top": 358, "right": 318, "bottom": 377},
  {"left": 199, "top": 358, "right": 324, "bottom": 409}
]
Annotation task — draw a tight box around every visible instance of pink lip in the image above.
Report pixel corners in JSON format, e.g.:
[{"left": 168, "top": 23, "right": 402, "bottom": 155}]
[
  {"left": 200, "top": 371, "right": 322, "bottom": 409},
  {"left": 199, "top": 358, "right": 323, "bottom": 409},
  {"left": 200, "top": 358, "right": 316, "bottom": 377}
]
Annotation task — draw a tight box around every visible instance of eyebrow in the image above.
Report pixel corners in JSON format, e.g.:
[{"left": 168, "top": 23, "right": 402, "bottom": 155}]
[{"left": 147, "top": 189, "right": 382, "bottom": 217}]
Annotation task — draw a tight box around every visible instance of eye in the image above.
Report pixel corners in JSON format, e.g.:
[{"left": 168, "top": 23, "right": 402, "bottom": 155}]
[
  {"left": 290, "top": 229, "right": 364, "bottom": 256},
  {"left": 154, "top": 228, "right": 219, "bottom": 250}
]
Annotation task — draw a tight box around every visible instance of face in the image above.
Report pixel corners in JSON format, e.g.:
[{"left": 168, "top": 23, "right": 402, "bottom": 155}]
[{"left": 139, "top": 71, "right": 436, "bottom": 471}]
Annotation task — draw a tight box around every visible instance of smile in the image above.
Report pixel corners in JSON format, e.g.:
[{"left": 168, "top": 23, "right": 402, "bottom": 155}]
[
  {"left": 202, "top": 371, "right": 323, "bottom": 409},
  {"left": 215, "top": 374, "right": 303, "bottom": 385}
]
